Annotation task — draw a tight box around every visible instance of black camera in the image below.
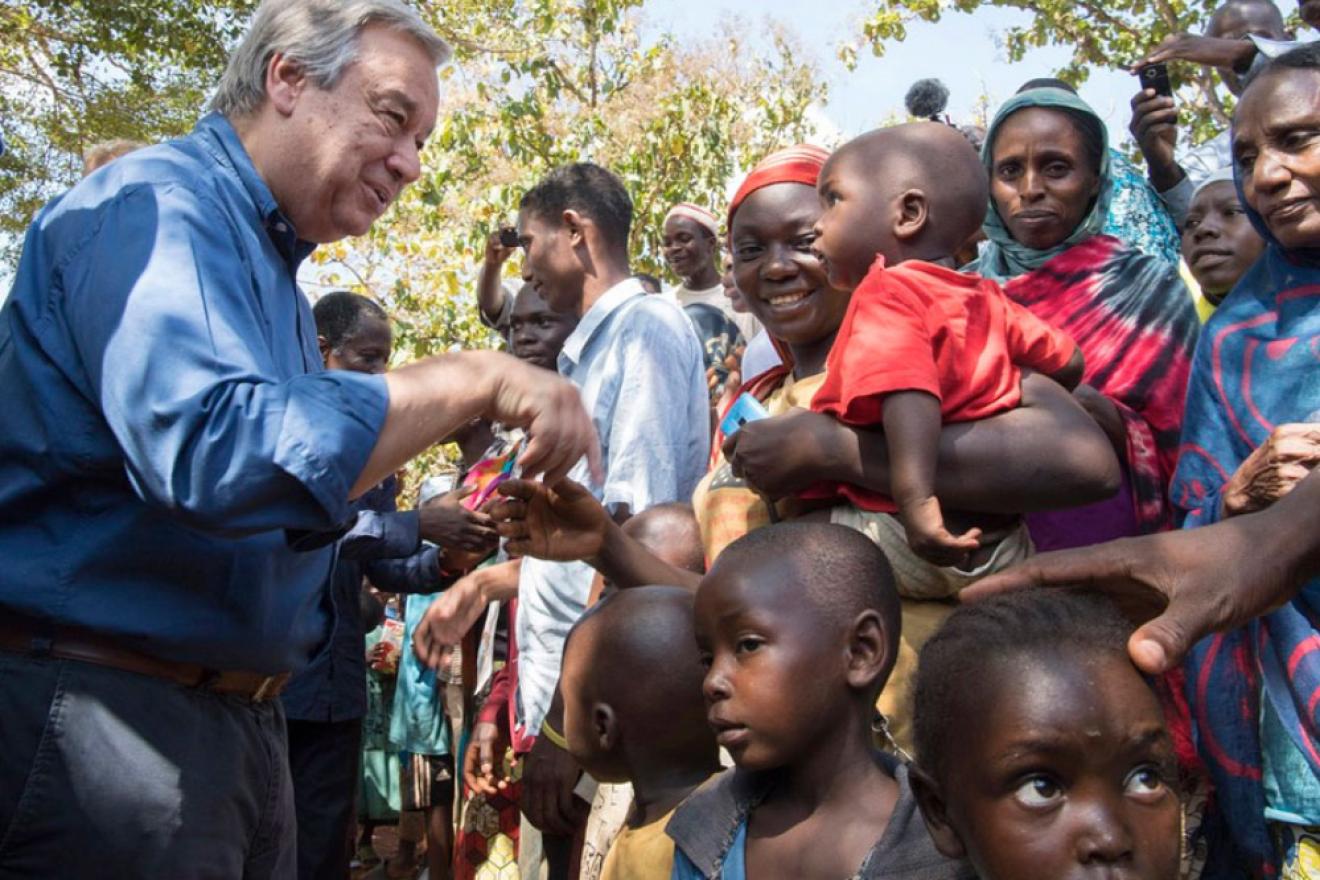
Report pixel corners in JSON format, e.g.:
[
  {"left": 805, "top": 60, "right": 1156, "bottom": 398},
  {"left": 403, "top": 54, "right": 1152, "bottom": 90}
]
[{"left": 498, "top": 227, "right": 520, "bottom": 248}]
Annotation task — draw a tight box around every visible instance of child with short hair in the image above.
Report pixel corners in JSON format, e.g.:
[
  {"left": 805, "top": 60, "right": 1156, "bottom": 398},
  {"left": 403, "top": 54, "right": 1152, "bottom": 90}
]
[
  {"left": 1181, "top": 168, "right": 1266, "bottom": 320},
  {"left": 909, "top": 590, "right": 1183, "bottom": 879},
  {"left": 560, "top": 586, "right": 721, "bottom": 880},
  {"left": 811, "top": 123, "right": 1084, "bottom": 579},
  {"left": 667, "top": 522, "right": 974, "bottom": 879},
  {"left": 588, "top": 502, "right": 706, "bottom": 606},
  {"left": 577, "top": 507, "right": 708, "bottom": 880}
]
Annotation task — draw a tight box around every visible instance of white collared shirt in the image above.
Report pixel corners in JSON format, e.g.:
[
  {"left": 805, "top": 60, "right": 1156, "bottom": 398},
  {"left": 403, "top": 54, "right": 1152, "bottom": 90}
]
[{"left": 515, "top": 276, "right": 709, "bottom": 733}]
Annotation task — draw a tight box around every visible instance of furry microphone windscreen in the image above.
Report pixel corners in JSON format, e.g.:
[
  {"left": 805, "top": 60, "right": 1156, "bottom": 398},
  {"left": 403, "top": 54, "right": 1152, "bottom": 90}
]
[{"left": 905, "top": 78, "right": 950, "bottom": 121}]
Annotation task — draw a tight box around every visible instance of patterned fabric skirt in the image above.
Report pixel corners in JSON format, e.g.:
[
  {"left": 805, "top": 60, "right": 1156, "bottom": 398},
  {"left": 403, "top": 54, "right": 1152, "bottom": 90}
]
[{"left": 455, "top": 747, "right": 523, "bottom": 880}]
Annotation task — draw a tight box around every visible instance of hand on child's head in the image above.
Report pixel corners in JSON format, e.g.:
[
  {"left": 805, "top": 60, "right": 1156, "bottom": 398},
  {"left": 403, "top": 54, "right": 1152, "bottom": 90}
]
[{"left": 911, "top": 592, "right": 1181, "bottom": 880}]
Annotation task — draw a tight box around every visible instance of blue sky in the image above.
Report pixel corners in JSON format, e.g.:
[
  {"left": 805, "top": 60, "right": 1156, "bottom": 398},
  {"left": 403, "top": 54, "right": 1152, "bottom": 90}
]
[{"left": 638, "top": 0, "right": 1290, "bottom": 148}]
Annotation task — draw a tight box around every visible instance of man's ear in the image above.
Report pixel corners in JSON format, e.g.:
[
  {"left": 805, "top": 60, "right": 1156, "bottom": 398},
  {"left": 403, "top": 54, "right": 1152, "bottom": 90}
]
[
  {"left": 909, "top": 766, "right": 969, "bottom": 860},
  {"left": 264, "top": 52, "right": 308, "bottom": 117},
  {"left": 893, "top": 189, "right": 930, "bottom": 242},
  {"left": 845, "top": 610, "right": 889, "bottom": 691},
  {"left": 593, "top": 703, "right": 618, "bottom": 753},
  {"left": 562, "top": 209, "right": 589, "bottom": 249},
  {"left": 317, "top": 335, "right": 332, "bottom": 367}
]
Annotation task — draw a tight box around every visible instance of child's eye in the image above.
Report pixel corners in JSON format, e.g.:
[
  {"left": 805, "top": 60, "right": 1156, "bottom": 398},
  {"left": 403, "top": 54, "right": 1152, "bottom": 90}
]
[
  {"left": 734, "top": 636, "right": 763, "bottom": 655},
  {"left": 1012, "top": 775, "right": 1063, "bottom": 809},
  {"left": 735, "top": 245, "right": 762, "bottom": 262},
  {"left": 697, "top": 651, "right": 713, "bottom": 670},
  {"left": 1123, "top": 766, "right": 1169, "bottom": 801}
]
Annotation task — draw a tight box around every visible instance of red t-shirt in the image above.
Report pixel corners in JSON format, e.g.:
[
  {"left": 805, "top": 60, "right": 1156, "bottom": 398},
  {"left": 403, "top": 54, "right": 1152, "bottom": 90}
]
[
  {"left": 814, "top": 257, "right": 1076, "bottom": 424},
  {"left": 807, "top": 257, "right": 1077, "bottom": 512}
]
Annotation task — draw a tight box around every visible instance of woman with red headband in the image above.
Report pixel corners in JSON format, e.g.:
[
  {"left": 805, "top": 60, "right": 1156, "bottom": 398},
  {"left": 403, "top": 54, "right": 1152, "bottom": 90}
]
[{"left": 490, "top": 145, "right": 1120, "bottom": 750}]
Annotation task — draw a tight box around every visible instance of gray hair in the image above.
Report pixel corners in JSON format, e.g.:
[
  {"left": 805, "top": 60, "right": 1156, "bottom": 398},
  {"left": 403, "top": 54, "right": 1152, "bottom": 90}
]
[{"left": 212, "top": 0, "right": 450, "bottom": 117}]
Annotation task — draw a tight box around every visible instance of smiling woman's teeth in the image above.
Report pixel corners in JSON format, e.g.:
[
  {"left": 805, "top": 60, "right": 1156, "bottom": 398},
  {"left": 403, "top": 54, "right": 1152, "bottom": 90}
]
[{"left": 768, "top": 291, "right": 808, "bottom": 306}]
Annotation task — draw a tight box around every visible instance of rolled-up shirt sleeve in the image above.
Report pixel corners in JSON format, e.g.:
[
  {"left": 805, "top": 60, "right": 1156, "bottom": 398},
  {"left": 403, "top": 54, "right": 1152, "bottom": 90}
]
[{"left": 55, "top": 183, "right": 387, "bottom": 535}]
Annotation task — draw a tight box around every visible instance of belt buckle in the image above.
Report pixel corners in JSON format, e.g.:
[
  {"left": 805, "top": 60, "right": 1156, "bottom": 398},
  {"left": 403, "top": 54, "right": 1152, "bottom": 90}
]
[{"left": 251, "top": 675, "right": 280, "bottom": 703}]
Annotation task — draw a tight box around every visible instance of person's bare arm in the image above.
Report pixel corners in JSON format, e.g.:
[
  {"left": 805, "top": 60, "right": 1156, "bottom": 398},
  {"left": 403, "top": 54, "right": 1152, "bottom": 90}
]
[
  {"left": 477, "top": 230, "right": 516, "bottom": 325},
  {"left": 967, "top": 467, "right": 1320, "bottom": 674},
  {"left": 412, "top": 558, "right": 522, "bottom": 671},
  {"left": 724, "top": 372, "right": 1120, "bottom": 513},
  {"left": 1050, "top": 348, "right": 1086, "bottom": 392},
  {"left": 351, "top": 350, "right": 600, "bottom": 497},
  {"left": 489, "top": 479, "right": 702, "bottom": 591},
  {"left": 1132, "top": 33, "right": 1258, "bottom": 73}
]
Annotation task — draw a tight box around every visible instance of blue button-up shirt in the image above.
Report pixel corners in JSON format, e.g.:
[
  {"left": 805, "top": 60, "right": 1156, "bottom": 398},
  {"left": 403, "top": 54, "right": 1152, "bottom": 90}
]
[
  {"left": 282, "top": 476, "right": 446, "bottom": 722},
  {"left": 0, "top": 113, "right": 389, "bottom": 673}
]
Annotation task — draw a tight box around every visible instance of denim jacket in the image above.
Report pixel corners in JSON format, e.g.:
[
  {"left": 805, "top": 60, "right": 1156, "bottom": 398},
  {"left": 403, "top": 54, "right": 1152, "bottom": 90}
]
[{"left": 665, "top": 756, "right": 974, "bottom": 880}]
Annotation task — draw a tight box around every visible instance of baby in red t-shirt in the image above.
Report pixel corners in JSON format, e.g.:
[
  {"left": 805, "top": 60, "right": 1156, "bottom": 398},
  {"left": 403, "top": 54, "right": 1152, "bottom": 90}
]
[{"left": 811, "top": 123, "right": 1083, "bottom": 567}]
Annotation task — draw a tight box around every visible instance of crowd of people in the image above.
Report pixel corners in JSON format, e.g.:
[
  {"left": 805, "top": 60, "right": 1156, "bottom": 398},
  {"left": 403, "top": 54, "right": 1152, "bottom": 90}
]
[{"left": 2, "top": 0, "right": 1320, "bottom": 878}]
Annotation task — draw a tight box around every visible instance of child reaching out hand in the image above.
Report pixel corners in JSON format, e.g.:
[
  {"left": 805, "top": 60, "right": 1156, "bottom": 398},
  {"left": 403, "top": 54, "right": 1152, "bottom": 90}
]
[
  {"left": 909, "top": 590, "right": 1183, "bottom": 879},
  {"left": 667, "top": 522, "right": 974, "bottom": 879},
  {"left": 810, "top": 123, "right": 1083, "bottom": 571}
]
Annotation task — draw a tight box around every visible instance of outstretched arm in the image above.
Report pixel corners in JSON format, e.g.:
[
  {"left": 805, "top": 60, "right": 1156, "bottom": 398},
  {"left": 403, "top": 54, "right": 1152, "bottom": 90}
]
[
  {"left": 488, "top": 479, "right": 702, "bottom": 591},
  {"left": 354, "top": 349, "right": 601, "bottom": 497},
  {"left": 966, "top": 467, "right": 1320, "bottom": 674}
]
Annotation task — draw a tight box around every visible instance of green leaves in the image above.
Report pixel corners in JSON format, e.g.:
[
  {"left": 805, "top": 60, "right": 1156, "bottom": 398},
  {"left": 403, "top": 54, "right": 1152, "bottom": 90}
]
[
  {"left": 0, "top": 1, "right": 256, "bottom": 254},
  {"left": 857, "top": 0, "right": 1229, "bottom": 147}
]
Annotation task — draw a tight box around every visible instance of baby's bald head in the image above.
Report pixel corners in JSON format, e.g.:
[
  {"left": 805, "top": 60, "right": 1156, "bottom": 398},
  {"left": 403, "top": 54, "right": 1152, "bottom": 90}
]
[
  {"left": 837, "top": 123, "right": 987, "bottom": 248},
  {"left": 815, "top": 123, "right": 989, "bottom": 288}
]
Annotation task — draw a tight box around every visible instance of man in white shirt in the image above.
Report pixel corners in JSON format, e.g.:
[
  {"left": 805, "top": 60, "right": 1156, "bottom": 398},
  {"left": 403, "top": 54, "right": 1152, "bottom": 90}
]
[
  {"left": 661, "top": 202, "right": 761, "bottom": 342},
  {"left": 512, "top": 163, "right": 709, "bottom": 876}
]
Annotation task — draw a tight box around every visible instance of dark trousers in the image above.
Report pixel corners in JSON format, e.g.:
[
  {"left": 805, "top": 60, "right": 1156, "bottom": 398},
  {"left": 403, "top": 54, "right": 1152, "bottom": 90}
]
[
  {"left": 0, "top": 651, "right": 295, "bottom": 878},
  {"left": 286, "top": 717, "right": 363, "bottom": 880}
]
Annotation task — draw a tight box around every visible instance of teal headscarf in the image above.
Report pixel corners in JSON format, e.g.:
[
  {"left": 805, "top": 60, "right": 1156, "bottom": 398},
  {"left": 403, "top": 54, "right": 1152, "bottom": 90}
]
[{"left": 973, "top": 88, "right": 1113, "bottom": 282}]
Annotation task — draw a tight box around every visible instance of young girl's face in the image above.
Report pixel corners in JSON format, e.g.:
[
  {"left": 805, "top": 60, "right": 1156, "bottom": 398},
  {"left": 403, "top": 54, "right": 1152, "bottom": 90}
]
[
  {"left": 924, "top": 651, "right": 1181, "bottom": 880},
  {"left": 1182, "top": 180, "right": 1266, "bottom": 303},
  {"left": 1234, "top": 67, "right": 1320, "bottom": 251}
]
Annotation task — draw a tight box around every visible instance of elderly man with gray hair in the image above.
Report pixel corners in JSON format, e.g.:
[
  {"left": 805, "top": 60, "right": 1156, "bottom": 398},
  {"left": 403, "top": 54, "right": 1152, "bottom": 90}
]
[{"left": 0, "top": 2, "right": 597, "bottom": 877}]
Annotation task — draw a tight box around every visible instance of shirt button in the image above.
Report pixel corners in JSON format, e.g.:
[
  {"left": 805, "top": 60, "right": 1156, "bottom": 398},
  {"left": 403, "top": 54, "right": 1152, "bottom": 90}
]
[{"left": 275, "top": 222, "right": 288, "bottom": 233}]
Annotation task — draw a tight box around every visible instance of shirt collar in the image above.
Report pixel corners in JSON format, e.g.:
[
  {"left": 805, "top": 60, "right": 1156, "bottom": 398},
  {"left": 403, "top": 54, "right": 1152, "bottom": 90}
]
[
  {"left": 558, "top": 276, "right": 645, "bottom": 370},
  {"left": 193, "top": 112, "right": 317, "bottom": 269}
]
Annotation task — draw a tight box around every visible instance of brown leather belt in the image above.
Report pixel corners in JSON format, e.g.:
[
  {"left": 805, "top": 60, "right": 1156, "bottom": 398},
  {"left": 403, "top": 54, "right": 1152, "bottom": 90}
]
[{"left": 0, "top": 617, "right": 289, "bottom": 703}]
